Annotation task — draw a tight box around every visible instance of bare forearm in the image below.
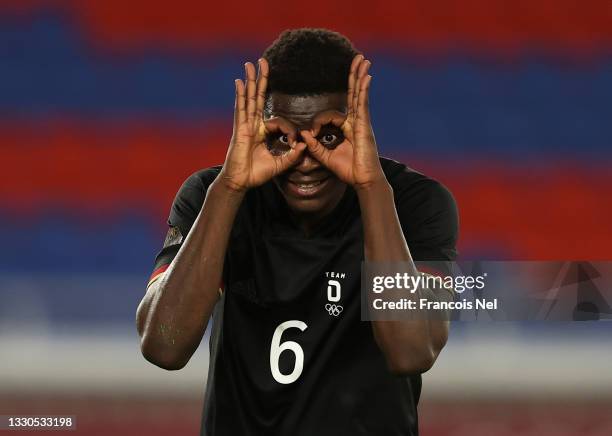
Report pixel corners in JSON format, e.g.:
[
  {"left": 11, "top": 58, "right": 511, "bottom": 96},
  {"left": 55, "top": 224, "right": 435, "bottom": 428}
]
[
  {"left": 357, "top": 181, "right": 448, "bottom": 375},
  {"left": 136, "top": 57, "right": 308, "bottom": 370},
  {"left": 137, "top": 180, "right": 244, "bottom": 369}
]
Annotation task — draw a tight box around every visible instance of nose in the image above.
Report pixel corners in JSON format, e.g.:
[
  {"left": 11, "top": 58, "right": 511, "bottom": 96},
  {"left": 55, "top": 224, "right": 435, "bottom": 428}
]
[{"left": 293, "top": 147, "right": 322, "bottom": 173}]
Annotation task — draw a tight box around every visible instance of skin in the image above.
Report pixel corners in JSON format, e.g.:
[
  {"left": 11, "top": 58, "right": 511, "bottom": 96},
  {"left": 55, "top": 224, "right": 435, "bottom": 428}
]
[
  {"left": 265, "top": 92, "right": 348, "bottom": 232},
  {"left": 136, "top": 55, "right": 449, "bottom": 374}
]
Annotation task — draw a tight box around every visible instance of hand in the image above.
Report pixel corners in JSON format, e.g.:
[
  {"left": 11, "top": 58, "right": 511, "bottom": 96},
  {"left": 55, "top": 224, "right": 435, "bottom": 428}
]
[
  {"left": 219, "top": 59, "right": 306, "bottom": 192},
  {"left": 301, "top": 55, "right": 385, "bottom": 190}
]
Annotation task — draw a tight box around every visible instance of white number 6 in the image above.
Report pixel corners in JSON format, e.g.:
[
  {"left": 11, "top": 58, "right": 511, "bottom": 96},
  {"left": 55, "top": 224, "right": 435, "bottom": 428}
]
[{"left": 270, "top": 320, "right": 307, "bottom": 384}]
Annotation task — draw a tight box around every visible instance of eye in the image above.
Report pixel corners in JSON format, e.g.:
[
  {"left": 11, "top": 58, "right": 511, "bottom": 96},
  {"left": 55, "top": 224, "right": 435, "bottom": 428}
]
[
  {"left": 320, "top": 133, "right": 337, "bottom": 145},
  {"left": 316, "top": 124, "right": 343, "bottom": 148},
  {"left": 266, "top": 132, "right": 292, "bottom": 156}
]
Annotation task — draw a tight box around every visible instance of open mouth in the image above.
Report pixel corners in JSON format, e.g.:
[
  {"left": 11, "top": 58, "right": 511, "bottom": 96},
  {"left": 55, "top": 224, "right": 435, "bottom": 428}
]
[{"left": 285, "top": 176, "right": 330, "bottom": 198}]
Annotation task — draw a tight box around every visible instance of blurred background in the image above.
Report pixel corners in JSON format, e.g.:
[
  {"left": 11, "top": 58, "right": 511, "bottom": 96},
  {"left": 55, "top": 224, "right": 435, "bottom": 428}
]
[{"left": 1, "top": 1, "right": 611, "bottom": 435}]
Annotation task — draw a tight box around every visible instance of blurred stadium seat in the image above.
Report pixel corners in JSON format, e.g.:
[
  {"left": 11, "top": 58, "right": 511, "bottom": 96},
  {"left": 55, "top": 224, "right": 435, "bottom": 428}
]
[{"left": 1, "top": 1, "right": 611, "bottom": 434}]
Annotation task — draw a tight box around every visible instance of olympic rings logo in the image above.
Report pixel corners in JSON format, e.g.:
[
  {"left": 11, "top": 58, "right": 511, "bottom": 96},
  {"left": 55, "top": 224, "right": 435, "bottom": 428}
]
[{"left": 325, "top": 303, "right": 344, "bottom": 317}]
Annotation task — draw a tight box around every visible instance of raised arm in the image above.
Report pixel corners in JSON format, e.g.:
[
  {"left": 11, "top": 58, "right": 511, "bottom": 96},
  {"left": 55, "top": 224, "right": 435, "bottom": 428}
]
[
  {"left": 136, "top": 59, "right": 305, "bottom": 370},
  {"left": 302, "top": 55, "right": 455, "bottom": 376}
]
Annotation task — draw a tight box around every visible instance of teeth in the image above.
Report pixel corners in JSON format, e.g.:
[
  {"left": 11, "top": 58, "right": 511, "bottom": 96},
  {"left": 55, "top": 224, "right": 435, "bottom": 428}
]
[{"left": 295, "top": 181, "right": 322, "bottom": 188}]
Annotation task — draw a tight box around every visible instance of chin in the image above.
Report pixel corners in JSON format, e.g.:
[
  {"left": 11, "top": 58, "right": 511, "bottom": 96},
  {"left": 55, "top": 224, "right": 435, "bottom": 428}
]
[{"left": 284, "top": 196, "right": 329, "bottom": 214}]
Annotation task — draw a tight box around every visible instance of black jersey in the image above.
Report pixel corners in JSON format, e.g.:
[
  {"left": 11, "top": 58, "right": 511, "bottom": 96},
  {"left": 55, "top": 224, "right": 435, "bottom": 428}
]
[{"left": 151, "top": 157, "right": 458, "bottom": 436}]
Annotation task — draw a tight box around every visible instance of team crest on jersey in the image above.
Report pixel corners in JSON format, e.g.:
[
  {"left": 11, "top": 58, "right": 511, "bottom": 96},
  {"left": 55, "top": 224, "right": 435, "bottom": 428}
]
[{"left": 324, "top": 271, "right": 346, "bottom": 317}]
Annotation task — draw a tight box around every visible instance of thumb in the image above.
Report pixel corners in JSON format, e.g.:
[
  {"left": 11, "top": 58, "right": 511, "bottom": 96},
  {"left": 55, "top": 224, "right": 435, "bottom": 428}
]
[{"left": 340, "top": 119, "right": 355, "bottom": 144}]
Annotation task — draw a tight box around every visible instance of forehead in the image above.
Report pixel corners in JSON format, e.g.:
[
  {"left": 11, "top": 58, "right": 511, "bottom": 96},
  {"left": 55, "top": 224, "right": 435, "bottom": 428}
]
[{"left": 264, "top": 92, "right": 347, "bottom": 125}]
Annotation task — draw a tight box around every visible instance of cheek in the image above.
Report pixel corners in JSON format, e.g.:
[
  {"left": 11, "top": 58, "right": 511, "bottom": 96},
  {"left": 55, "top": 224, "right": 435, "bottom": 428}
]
[{"left": 324, "top": 178, "right": 347, "bottom": 198}]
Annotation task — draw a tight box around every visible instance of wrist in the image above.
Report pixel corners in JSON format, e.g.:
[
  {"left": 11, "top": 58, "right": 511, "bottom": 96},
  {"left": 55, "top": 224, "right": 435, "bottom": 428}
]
[
  {"left": 215, "top": 168, "right": 250, "bottom": 193},
  {"left": 355, "top": 178, "right": 393, "bottom": 203},
  {"left": 210, "top": 176, "right": 248, "bottom": 200},
  {"left": 354, "top": 176, "right": 391, "bottom": 195}
]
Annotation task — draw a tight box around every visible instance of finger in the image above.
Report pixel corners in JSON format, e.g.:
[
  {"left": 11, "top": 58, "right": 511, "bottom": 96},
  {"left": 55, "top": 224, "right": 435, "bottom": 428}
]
[
  {"left": 274, "top": 142, "right": 307, "bottom": 172},
  {"left": 310, "top": 110, "right": 347, "bottom": 136},
  {"left": 264, "top": 117, "right": 298, "bottom": 144},
  {"left": 347, "top": 54, "right": 363, "bottom": 116},
  {"left": 356, "top": 74, "right": 372, "bottom": 122},
  {"left": 255, "top": 58, "right": 269, "bottom": 121},
  {"left": 234, "top": 79, "right": 246, "bottom": 126},
  {"left": 301, "top": 129, "right": 331, "bottom": 165},
  {"left": 357, "top": 58, "right": 371, "bottom": 78},
  {"left": 353, "top": 59, "right": 371, "bottom": 120},
  {"left": 245, "top": 62, "right": 257, "bottom": 124}
]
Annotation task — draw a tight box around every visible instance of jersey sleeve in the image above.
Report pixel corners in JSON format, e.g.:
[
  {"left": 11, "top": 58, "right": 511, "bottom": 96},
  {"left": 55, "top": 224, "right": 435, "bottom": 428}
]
[
  {"left": 148, "top": 167, "right": 220, "bottom": 286},
  {"left": 395, "top": 177, "right": 459, "bottom": 276}
]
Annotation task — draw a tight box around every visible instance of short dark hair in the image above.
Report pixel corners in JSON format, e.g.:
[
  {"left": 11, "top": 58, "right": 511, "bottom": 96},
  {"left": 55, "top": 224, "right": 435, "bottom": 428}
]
[{"left": 263, "top": 28, "right": 359, "bottom": 96}]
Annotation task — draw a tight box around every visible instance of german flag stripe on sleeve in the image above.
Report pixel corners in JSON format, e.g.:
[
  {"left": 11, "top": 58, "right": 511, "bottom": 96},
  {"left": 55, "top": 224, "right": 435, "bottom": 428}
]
[{"left": 147, "top": 264, "right": 170, "bottom": 288}]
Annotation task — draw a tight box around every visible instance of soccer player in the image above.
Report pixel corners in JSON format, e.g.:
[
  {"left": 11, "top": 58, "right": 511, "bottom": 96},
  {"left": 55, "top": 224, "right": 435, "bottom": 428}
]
[{"left": 136, "top": 28, "right": 458, "bottom": 435}]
